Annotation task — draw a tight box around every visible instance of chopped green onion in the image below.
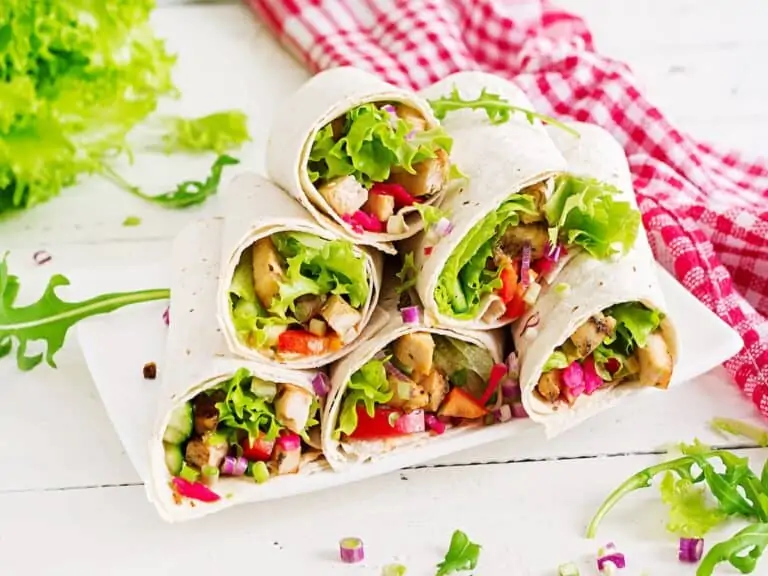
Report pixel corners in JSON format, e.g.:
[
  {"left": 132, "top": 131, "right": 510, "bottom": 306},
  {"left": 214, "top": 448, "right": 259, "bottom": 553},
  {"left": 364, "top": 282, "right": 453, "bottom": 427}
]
[
  {"left": 382, "top": 563, "right": 407, "bottom": 575},
  {"left": 122, "top": 216, "right": 141, "bottom": 227},
  {"left": 249, "top": 461, "right": 270, "bottom": 484},
  {"left": 201, "top": 465, "right": 219, "bottom": 485},
  {"left": 555, "top": 282, "right": 571, "bottom": 297},
  {"left": 179, "top": 462, "right": 200, "bottom": 483},
  {"left": 558, "top": 562, "right": 580, "bottom": 576}
]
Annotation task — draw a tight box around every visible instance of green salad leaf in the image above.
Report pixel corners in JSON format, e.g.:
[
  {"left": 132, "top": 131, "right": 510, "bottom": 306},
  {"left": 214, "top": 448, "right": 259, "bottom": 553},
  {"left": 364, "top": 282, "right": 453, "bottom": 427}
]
[
  {"left": 105, "top": 154, "right": 240, "bottom": 209},
  {"left": 0, "top": 254, "right": 169, "bottom": 370},
  {"left": 604, "top": 302, "right": 663, "bottom": 353},
  {"left": 432, "top": 335, "right": 494, "bottom": 382},
  {"left": 395, "top": 252, "right": 418, "bottom": 295},
  {"left": 335, "top": 358, "right": 393, "bottom": 438},
  {"left": 214, "top": 368, "right": 283, "bottom": 443},
  {"left": 711, "top": 418, "right": 768, "bottom": 447},
  {"left": 435, "top": 529, "right": 482, "bottom": 576},
  {"left": 307, "top": 103, "right": 452, "bottom": 188},
  {"left": 545, "top": 175, "right": 641, "bottom": 259},
  {"left": 542, "top": 351, "right": 569, "bottom": 372},
  {"left": 156, "top": 111, "right": 250, "bottom": 154},
  {"left": 427, "top": 86, "right": 578, "bottom": 136},
  {"left": 659, "top": 471, "right": 726, "bottom": 537},
  {"left": 434, "top": 193, "right": 538, "bottom": 318},
  {"left": 413, "top": 203, "right": 448, "bottom": 231}
]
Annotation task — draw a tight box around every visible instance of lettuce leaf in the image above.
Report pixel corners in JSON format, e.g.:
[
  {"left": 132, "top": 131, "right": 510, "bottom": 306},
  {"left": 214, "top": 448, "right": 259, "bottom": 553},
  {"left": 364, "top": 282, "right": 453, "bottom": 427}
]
[
  {"left": 545, "top": 175, "right": 642, "bottom": 259},
  {"left": 335, "top": 358, "right": 394, "bottom": 438},
  {"left": 157, "top": 111, "right": 250, "bottom": 154},
  {"left": 542, "top": 351, "right": 569, "bottom": 373},
  {"left": 434, "top": 193, "right": 538, "bottom": 317},
  {"left": 605, "top": 302, "right": 663, "bottom": 352},
  {"left": 432, "top": 335, "right": 494, "bottom": 382},
  {"left": 659, "top": 471, "right": 726, "bottom": 537},
  {"left": 307, "top": 103, "right": 452, "bottom": 188},
  {"left": 214, "top": 368, "right": 283, "bottom": 443}
]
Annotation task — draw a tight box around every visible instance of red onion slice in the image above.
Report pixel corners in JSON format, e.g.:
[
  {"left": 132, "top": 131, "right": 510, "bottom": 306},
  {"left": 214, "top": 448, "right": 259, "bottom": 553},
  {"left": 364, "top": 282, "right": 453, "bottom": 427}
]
[
  {"left": 221, "top": 455, "right": 248, "bottom": 476},
  {"left": 162, "top": 307, "right": 170, "bottom": 326},
  {"left": 520, "top": 242, "right": 531, "bottom": 288},
  {"left": 339, "top": 537, "right": 364, "bottom": 563},
  {"left": 312, "top": 372, "right": 330, "bottom": 397},
  {"left": 276, "top": 433, "right": 301, "bottom": 452},
  {"left": 433, "top": 217, "right": 454, "bottom": 237},
  {"left": 511, "top": 402, "right": 528, "bottom": 418},
  {"left": 425, "top": 413, "right": 446, "bottom": 435},
  {"left": 678, "top": 538, "right": 704, "bottom": 563},
  {"left": 520, "top": 312, "right": 540, "bottom": 336},
  {"left": 400, "top": 305, "right": 421, "bottom": 324},
  {"left": 494, "top": 404, "right": 512, "bottom": 423}
]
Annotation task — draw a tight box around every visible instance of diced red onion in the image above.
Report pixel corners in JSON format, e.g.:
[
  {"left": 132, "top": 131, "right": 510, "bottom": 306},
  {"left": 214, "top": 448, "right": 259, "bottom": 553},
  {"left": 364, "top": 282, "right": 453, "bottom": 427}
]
[
  {"left": 494, "top": 404, "right": 512, "bottom": 423},
  {"left": 511, "top": 402, "right": 528, "bottom": 418},
  {"left": 506, "top": 352, "right": 519, "bottom": 377},
  {"left": 382, "top": 104, "right": 397, "bottom": 115},
  {"left": 597, "top": 543, "right": 626, "bottom": 571},
  {"left": 339, "top": 537, "right": 364, "bottom": 563},
  {"left": 221, "top": 455, "right": 248, "bottom": 476},
  {"left": 394, "top": 410, "right": 425, "bottom": 434},
  {"left": 545, "top": 241, "right": 562, "bottom": 262},
  {"left": 433, "top": 217, "right": 454, "bottom": 237},
  {"left": 400, "top": 305, "right": 421, "bottom": 324},
  {"left": 312, "top": 372, "right": 330, "bottom": 397},
  {"left": 679, "top": 538, "right": 704, "bottom": 563},
  {"left": 520, "top": 242, "right": 531, "bottom": 288},
  {"left": 33, "top": 250, "right": 52, "bottom": 265},
  {"left": 276, "top": 433, "right": 301, "bottom": 452},
  {"left": 171, "top": 476, "right": 220, "bottom": 502},
  {"left": 501, "top": 377, "right": 520, "bottom": 399},
  {"left": 425, "top": 413, "right": 446, "bottom": 435},
  {"left": 384, "top": 361, "right": 409, "bottom": 381},
  {"left": 520, "top": 312, "right": 540, "bottom": 336},
  {"left": 162, "top": 307, "right": 170, "bottom": 326}
]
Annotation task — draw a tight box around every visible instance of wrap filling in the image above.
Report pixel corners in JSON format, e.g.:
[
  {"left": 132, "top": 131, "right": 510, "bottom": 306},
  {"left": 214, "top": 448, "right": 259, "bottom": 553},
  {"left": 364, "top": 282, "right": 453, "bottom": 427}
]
[
  {"left": 163, "top": 368, "right": 321, "bottom": 502},
  {"left": 433, "top": 175, "right": 642, "bottom": 322},
  {"left": 229, "top": 231, "right": 370, "bottom": 358},
  {"left": 333, "top": 332, "right": 509, "bottom": 443},
  {"left": 307, "top": 102, "right": 453, "bottom": 235},
  {"left": 535, "top": 302, "right": 671, "bottom": 406}
]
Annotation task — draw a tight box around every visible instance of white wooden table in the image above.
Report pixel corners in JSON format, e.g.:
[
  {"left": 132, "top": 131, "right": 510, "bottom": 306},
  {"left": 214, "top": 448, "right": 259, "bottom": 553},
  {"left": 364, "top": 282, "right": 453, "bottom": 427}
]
[{"left": 1, "top": 2, "right": 767, "bottom": 574}]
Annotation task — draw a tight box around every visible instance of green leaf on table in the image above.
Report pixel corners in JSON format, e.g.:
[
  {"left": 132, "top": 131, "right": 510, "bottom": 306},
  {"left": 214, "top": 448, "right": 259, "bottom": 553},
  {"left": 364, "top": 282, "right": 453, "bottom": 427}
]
[
  {"left": 435, "top": 529, "right": 481, "bottom": 575},
  {"left": 696, "top": 523, "right": 768, "bottom": 576},
  {"left": 156, "top": 111, "right": 251, "bottom": 155},
  {"left": 711, "top": 417, "right": 768, "bottom": 447},
  {"left": 122, "top": 215, "right": 141, "bottom": 227},
  {"left": 0, "top": 254, "right": 169, "bottom": 371},
  {"left": 659, "top": 472, "right": 726, "bottom": 537}
]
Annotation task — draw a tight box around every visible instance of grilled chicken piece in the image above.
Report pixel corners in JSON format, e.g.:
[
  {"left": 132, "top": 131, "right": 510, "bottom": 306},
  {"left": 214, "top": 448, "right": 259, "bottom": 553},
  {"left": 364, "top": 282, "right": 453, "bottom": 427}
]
[
  {"left": 294, "top": 295, "right": 325, "bottom": 323},
  {"left": 419, "top": 370, "right": 449, "bottom": 412},
  {"left": 318, "top": 176, "right": 368, "bottom": 216},
  {"left": 388, "top": 149, "right": 449, "bottom": 197},
  {"left": 363, "top": 192, "right": 395, "bottom": 222},
  {"left": 387, "top": 371, "right": 429, "bottom": 411},
  {"left": 499, "top": 223, "right": 549, "bottom": 260},
  {"left": 395, "top": 104, "right": 427, "bottom": 132},
  {"left": 393, "top": 332, "right": 435, "bottom": 379},
  {"left": 272, "top": 440, "right": 301, "bottom": 475},
  {"left": 320, "top": 295, "right": 362, "bottom": 342},
  {"left": 570, "top": 313, "right": 617, "bottom": 357},
  {"left": 536, "top": 371, "right": 561, "bottom": 403},
  {"left": 637, "top": 332, "right": 673, "bottom": 389},
  {"left": 252, "top": 238, "right": 285, "bottom": 309},
  {"left": 523, "top": 180, "right": 550, "bottom": 208},
  {"left": 185, "top": 435, "right": 228, "bottom": 470},
  {"left": 331, "top": 116, "right": 346, "bottom": 139},
  {"left": 275, "top": 384, "right": 314, "bottom": 434},
  {"left": 192, "top": 390, "right": 225, "bottom": 435}
]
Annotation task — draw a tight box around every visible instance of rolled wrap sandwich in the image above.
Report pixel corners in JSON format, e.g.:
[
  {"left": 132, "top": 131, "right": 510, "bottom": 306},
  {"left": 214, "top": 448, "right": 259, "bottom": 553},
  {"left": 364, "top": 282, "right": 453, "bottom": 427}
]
[
  {"left": 267, "top": 66, "right": 456, "bottom": 255},
  {"left": 322, "top": 283, "right": 513, "bottom": 472},
  {"left": 513, "top": 122, "right": 678, "bottom": 437},
  {"left": 406, "top": 71, "right": 642, "bottom": 329},
  {"left": 148, "top": 217, "right": 330, "bottom": 522},
  {"left": 216, "top": 173, "right": 386, "bottom": 370}
]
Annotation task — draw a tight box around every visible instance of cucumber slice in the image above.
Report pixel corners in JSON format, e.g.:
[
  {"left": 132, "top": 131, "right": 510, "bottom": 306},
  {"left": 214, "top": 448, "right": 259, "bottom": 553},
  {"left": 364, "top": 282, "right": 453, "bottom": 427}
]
[
  {"left": 163, "top": 402, "right": 193, "bottom": 444},
  {"left": 164, "top": 442, "right": 184, "bottom": 476}
]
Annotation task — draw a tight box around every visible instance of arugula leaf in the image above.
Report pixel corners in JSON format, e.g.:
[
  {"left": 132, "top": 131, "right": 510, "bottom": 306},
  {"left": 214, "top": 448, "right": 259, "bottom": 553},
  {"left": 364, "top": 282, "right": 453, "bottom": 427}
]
[
  {"left": 0, "top": 254, "right": 169, "bottom": 370},
  {"left": 434, "top": 192, "right": 538, "bottom": 318},
  {"left": 711, "top": 418, "right": 768, "bottom": 447},
  {"left": 545, "top": 175, "right": 642, "bottom": 259},
  {"left": 334, "top": 358, "right": 393, "bottom": 438},
  {"left": 107, "top": 154, "right": 239, "bottom": 209},
  {"left": 308, "top": 103, "right": 452, "bottom": 188},
  {"left": 156, "top": 111, "right": 250, "bottom": 154},
  {"left": 395, "top": 252, "right": 418, "bottom": 295},
  {"left": 435, "top": 529, "right": 481, "bottom": 576},
  {"left": 427, "top": 86, "right": 578, "bottom": 136},
  {"left": 697, "top": 523, "right": 768, "bottom": 576},
  {"left": 659, "top": 471, "right": 726, "bottom": 537}
]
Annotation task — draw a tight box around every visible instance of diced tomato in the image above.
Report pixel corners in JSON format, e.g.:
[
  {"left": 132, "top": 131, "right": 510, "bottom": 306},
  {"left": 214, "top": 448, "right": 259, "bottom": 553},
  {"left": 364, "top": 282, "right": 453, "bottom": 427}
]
[
  {"left": 498, "top": 265, "right": 518, "bottom": 303},
  {"left": 532, "top": 258, "right": 553, "bottom": 276},
  {"left": 478, "top": 363, "right": 508, "bottom": 406},
  {"left": 370, "top": 182, "right": 420, "bottom": 207},
  {"left": 605, "top": 358, "right": 621, "bottom": 374},
  {"left": 504, "top": 290, "right": 526, "bottom": 321},
  {"left": 277, "top": 330, "right": 327, "bottom": 355},
  {"left": 327, "top": 335, "right": 343, "bottom": 352},
  {"left": 438, "top": 388, "right": 488, "bottom": 419},
  {"left": 241, "top": 434, "right": 276, "bottom": 461},
  {"left": 348, "top": 405, "right": 407, "bottom": 440}
]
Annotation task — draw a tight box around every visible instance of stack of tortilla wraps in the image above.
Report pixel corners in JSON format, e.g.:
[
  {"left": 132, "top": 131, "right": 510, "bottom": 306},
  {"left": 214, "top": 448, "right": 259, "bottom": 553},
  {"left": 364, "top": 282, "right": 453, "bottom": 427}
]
[{"left": 147, "top": 66, "right": 677, "bottom": 521}]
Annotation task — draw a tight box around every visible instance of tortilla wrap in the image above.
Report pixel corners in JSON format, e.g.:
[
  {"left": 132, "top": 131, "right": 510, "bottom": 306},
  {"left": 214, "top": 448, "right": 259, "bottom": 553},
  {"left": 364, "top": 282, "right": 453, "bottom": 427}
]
[
  {"left": 215, "top": 172, "right": 387, "bottom": 370},
  {"left": 406, "top": 71, "right": 568, "bottom": 329},
  {"left": 514, "top": 122, "right": 679, "bottom": 438},
  {"left": 146, "top": 217, "right": 329, "bottom": 523},
  {"left": 322, "top": 282, "right": 506, "bottom": 472},
  {"left": 266, "top": 66, "right": 449, "bottom": 255}
]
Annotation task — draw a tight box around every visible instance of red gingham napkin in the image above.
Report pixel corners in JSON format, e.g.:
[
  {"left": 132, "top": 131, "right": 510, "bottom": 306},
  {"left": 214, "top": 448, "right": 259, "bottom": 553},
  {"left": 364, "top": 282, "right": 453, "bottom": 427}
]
[{"left": 247, "top": 0, "right": 768, "bottom": 416}]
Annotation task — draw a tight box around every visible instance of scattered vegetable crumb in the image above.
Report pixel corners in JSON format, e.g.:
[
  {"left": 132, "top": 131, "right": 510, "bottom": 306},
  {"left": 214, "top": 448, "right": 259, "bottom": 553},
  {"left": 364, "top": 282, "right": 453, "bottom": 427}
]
[
  {"left": 33, "top": 250, "right": 52, "bottom": 265},
  {"left": 122, "top": 216, "right": 142, "bottom": 227},
  {"left": 381, "top": 563, "right": 407, "bottom": 576},
  {"left": 710, "top": 417, "right": 768, "bottom": 446},
  {"left": 436, "top": 529, "right": 481, "bottom": 576},
  {"left": 143, "top": 362, "right": 157, "bottom": 380},
  {"left": 557, "top": 561, "right": 580, "bottom": 576}
]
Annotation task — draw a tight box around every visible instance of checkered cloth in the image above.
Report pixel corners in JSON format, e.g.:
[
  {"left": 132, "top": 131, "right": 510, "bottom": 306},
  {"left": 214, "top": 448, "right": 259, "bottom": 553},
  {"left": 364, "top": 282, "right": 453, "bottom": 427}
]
[{"left": 247, "top": 0, "right": 768, "bottom": 416}]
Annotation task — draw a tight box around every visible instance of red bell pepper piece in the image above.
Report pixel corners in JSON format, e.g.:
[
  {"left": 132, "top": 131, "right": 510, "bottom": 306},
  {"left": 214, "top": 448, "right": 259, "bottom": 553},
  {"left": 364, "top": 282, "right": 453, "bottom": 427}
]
[
  {"left": 241, "top": 433, "right": 276, "bottom": 461},
  {"left": 370, "top": 182, "right": 420, "bottom": 207},
  {"left": 348, "top": 405, "right": 407, "bottom": 440},
  {"left": 605, "top": 358, "right": 620, "bottom": 374},
  {"left": 478, "top": 363, "right": 508, "bottom": 406},
  {"left": 498, "top": 264, "right": 518, "bottom": 303},
  {"left": 532, "top": 257, "right": 553, "bottom": 276},
  {"left": 343, "top": 210, "right": 384, "bottom": 233},
  {"left": 172, "top": 476, "right": 220, "bottom": 502},
  {"left": 277, "top": 329, "right": 328, "bottom": 355},
  {"left": 504, "top": 290, "right": 526, "bottom": 321}
]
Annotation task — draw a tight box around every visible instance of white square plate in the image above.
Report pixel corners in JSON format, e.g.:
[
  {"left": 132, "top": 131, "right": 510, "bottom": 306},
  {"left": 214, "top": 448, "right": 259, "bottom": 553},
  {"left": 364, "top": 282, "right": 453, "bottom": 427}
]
[{"left": 77, "top": 259, "right": 743, "bottom": 514}]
